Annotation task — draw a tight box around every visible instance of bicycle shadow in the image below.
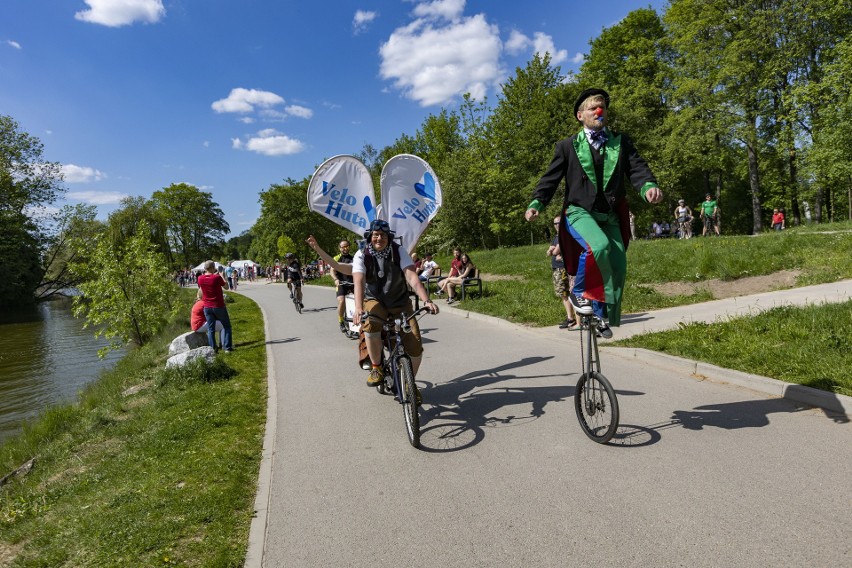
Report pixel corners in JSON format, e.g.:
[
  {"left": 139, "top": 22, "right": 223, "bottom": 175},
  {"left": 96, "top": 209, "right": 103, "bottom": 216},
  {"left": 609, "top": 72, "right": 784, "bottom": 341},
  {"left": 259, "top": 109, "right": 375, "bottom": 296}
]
[{"left": 418, "top": 356, "right": 573, "bottom": 452}]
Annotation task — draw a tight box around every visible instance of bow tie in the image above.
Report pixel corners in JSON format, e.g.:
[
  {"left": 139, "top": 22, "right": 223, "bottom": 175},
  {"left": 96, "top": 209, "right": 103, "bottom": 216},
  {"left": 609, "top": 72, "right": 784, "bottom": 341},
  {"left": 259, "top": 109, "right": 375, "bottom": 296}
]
[{"left": 590, "top": 130, "right": 608, "bottom": 144}]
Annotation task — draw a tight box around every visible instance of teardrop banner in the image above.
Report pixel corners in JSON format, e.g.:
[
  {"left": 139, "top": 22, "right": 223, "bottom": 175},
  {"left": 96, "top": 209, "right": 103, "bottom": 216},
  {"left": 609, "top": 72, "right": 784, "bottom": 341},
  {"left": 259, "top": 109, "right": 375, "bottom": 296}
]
[
  {"left": 307, "top": 155, "right": 378, "bottom": 234},
  {"left": 380, "top": 154, "right": 442, "bottom": 254}
]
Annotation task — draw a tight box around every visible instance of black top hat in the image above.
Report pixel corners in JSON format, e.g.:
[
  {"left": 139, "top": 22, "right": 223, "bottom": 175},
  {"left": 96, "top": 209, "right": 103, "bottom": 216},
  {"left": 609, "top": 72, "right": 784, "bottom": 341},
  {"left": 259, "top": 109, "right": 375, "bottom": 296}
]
[{"left": 574, "top": 88, "right": 610, "bottom": 117}]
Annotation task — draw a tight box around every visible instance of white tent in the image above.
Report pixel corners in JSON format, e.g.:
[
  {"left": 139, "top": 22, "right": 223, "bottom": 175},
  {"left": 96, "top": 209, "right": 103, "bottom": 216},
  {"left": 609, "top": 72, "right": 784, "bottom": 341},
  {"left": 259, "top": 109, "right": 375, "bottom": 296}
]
[
  {"left": 230, "top": 260, "right": 258, "bottom": 269},
  {"left": 192, "top": 261, "right": 225, "bottom": 272}
]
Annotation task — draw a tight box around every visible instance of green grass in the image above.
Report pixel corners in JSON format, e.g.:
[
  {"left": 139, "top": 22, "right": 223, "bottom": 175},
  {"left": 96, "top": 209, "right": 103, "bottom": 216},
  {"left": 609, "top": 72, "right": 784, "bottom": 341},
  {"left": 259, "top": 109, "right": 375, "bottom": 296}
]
[
  {"left": 0, "top": 289, "right": 266, "bottom": 567},
  {"left": 435, "top": 222, "right": 852, "bottom": 327},
  {"left": 612, "top": 300, "right": 852, "bottom": 397}
]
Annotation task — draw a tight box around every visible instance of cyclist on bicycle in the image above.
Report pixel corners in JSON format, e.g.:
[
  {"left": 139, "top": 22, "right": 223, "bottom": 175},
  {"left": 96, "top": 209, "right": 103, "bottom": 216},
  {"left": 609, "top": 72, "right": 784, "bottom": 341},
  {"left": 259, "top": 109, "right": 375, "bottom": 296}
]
[
  {"left": 674, "top": 199, "right": 693, "bottom": 239},
  {"left": 332, "top": 240, "right": 355, "bottom": 334},
  {"left": 285, "top": 253, "right": 304, "bottom": 310},
  {"left": 351, "top": 219, "right": 439, "bottom": 387}
]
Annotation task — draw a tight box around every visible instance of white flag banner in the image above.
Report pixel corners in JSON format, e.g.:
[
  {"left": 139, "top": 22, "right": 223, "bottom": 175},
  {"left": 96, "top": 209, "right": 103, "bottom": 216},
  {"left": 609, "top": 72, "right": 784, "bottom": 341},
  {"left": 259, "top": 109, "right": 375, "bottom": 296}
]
[
  {"left": 380, "top": 154, "right": 442, "bottom": 253},
  {"left": 307, "top": 155, "right": 378, "bottom": 234}
]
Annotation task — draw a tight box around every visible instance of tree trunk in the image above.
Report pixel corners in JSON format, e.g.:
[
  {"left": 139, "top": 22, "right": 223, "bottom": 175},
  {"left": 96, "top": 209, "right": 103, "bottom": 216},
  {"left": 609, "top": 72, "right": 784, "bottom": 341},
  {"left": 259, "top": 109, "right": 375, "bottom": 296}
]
[
  {"left": 746, "top": 129, "right": 762, "bottom": 234},
  {"left": 815, "top": 187, "right": 823, "bottom": 223},
  {"left": 787, "top": 146, "right": 801, "bottom": 226}
]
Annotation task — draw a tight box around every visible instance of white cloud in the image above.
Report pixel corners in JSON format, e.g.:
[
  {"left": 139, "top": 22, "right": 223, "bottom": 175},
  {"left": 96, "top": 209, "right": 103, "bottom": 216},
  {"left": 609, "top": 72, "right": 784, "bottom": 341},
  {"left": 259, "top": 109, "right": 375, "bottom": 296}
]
[
  {"left": 239, "top": 116, "right": 256, "bottom": 124},
  {"left": 6, "top": 40, "right": 21, "bottom": 49},
  {"left": 530, "top": 32, "right": 567, "bottom": 65},
  {"left": 413, "top": 0, "right": 466, "bottom": 21},
  {"left": 74, "top": 0, "right": 165, "bottom": 28},
  {"left": 62, "top": 164, "right": 107, "bottom": 183},
  {"left": 232, "top": 129, "right": 305, "bottom": 156},
  {"left": 571, "top": 52, "right": 585, "bottom": 65},
  {"left": 503, "top": 30, "right": 567, "bottom": 65},
  {"left": 379, "top": 14, "right": 502, "bottom": 106},
  {"left": 353, "top": 10, "right": 377, "bottom": 34},
  {"left": 212, "top": 88, "right": 285, "bottom": 114},
  {"left": 285, "top": 105, "right": 313, "bottom": 119},
  {"left": 67, "top": 191, "right": 129, "bottom": 205},
  {"left": 505, "top": 30, "right": 529, "bottom": 55}
]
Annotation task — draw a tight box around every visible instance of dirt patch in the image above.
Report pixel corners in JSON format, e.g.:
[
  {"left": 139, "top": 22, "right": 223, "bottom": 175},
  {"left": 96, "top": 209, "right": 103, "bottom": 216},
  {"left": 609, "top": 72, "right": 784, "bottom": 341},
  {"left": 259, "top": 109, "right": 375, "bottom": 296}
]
[
  {"left": 480, "top": 273, "right": 523, "bottom": 282},
  {"left": 652, "top": 269, "right": 802, "bottom": 299}
]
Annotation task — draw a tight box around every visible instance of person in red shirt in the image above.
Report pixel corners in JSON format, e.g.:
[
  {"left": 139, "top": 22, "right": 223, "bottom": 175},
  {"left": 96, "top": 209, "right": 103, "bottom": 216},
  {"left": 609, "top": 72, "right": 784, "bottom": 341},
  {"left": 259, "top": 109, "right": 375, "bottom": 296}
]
[
  {"left": 197, "top": 260, "right": 233, "bottom": 352},
  {"left": 772, "top": 208, "right": 785, "bottom": 231},
  {"left": 191, "top": 293, "right": 224, "bottom": 344}
]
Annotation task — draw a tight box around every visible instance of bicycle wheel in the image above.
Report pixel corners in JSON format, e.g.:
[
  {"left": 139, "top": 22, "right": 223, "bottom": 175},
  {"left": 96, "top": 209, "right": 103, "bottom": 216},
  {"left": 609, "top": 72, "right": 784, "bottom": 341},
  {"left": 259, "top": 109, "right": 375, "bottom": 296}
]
[
  {"left": 575, "top": 371, "right": 619, "bottom": 443},
  {"left": 398, "top": 356, "right": 420, "bottom": 448},
  {"left": 293, "top": 296, "right": 301, "bottom": 314}
]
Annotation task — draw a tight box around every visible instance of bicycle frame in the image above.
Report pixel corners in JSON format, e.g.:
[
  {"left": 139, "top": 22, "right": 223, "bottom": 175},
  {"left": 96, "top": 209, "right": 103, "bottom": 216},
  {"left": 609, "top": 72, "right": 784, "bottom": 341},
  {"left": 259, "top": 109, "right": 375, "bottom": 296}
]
[
  {"left": 579, "top": 313, "right": 602, "bottom": 376},
  {"left": 363, "top": 307, "right": 429, "bottom": 404}
]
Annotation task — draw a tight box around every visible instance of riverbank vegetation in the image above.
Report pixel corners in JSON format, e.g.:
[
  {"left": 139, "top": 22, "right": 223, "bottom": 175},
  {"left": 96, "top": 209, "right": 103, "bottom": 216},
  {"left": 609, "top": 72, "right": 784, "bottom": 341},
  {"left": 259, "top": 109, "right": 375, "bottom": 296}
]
[{"left": 0, "top": 290, "right": 266, "bottom": 566}]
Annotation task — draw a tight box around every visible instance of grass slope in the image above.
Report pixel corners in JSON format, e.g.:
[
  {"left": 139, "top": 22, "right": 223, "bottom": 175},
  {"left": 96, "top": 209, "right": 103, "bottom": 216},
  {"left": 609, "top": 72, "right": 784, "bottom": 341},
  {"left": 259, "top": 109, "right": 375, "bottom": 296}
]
[{"left": 0, "top": 290, "right": 266, "bottom": 566}]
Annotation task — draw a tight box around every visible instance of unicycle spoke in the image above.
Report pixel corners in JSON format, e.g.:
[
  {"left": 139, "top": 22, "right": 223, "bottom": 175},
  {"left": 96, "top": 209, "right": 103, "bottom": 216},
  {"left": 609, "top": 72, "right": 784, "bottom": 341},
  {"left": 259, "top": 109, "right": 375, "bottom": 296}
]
[{"left": 575, "top": 371, "right": 619, "bottom": 443}]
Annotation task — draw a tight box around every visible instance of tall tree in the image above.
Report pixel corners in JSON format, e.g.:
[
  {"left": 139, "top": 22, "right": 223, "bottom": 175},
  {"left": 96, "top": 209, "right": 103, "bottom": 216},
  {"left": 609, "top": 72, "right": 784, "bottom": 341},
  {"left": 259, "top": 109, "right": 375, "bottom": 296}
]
[
  {"left": 0, "top": 116, "right": 65, "bottom": 307},
  {"left": 151, "top": 183, "right": 229, "bottom": 268},
  {"left": 70, "top": 221, "right": 177, "bottom": 355},
  {"left": 37, "top": 204, "right": 102, "bottom": 300}
]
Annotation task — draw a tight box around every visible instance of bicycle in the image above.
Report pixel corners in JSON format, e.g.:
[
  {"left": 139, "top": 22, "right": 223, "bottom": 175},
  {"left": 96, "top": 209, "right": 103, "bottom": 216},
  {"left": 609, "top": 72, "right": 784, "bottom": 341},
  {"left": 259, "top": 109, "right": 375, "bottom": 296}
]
[
  {"left": 574, "top": 311, "right": 619, "bottom": 443},
  {"left": 288, "top": 282, "right": 303, "bottom": 314},
  {"left": 361, "top": 306, "right": 431, "bottom": 448}
]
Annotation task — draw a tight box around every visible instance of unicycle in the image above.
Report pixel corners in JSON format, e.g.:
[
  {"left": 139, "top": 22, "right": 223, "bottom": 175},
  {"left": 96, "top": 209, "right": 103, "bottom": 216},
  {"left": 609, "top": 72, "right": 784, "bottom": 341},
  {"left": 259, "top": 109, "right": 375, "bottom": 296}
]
[{"left": 574, "top": 313, "right": 619, "bottom": 443}]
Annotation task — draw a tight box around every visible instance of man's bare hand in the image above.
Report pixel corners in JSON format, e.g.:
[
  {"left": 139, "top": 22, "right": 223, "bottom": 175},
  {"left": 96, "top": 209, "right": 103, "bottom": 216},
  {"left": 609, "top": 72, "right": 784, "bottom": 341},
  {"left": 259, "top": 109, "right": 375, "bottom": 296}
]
[
  {"left": 525, "top": 208, "right": 539, "bottom": 222},
  {"left": 646, "top": 187, "right": 663, "bottom": 204}
]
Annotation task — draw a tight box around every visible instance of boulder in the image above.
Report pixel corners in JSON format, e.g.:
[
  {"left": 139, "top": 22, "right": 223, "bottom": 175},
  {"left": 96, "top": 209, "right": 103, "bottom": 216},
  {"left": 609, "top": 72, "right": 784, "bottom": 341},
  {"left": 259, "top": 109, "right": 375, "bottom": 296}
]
[
  {"left": 168, "top": 331, "right": 210, "bottom": 356},
  {"left": 166, "top": 346, "right": 216, "bottom": 368}
]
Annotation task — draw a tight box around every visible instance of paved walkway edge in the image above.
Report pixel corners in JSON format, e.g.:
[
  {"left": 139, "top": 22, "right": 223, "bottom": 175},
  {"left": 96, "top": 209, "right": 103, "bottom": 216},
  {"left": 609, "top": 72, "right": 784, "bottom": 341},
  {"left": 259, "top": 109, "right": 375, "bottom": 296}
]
[
  {"left": 444, "top": 304, "right": 851, "bottom": 417},
  {"left": 609, "top": 347, "right": 852, "bottom": 416},
  {"left": 244, "top": 297, "right": 277, "bottom": 568}
]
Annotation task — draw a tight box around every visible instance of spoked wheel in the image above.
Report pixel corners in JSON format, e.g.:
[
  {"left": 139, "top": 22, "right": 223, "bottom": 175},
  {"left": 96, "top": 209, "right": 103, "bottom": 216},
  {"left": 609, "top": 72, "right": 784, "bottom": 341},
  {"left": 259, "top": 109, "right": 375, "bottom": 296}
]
[
  {"left": 294, "top": 297, "right": 302, "bottom": 314},
  {"left": 398, "top": 356, "right": 420, "bottom": 448},
  {"left": 575, "top": 371, "right": 619, "bottom": 443}
]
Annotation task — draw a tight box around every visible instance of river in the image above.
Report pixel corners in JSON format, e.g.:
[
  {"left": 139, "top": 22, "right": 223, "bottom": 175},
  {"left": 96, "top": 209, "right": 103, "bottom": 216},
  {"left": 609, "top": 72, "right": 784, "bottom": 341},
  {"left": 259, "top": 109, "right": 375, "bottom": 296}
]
[{"left": 0, "top": 297, "right": 124, "bottom": 443}]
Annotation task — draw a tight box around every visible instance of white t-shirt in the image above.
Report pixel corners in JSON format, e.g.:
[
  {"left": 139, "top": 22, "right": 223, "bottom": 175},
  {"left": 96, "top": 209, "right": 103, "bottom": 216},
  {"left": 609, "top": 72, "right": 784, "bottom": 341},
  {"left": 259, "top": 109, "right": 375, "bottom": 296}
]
[
  {"left": 352, "top": 246, "right": 414, "bottom": 274},
  {"left": 420, "top": 259, "right": 438, "bottom": 278}
]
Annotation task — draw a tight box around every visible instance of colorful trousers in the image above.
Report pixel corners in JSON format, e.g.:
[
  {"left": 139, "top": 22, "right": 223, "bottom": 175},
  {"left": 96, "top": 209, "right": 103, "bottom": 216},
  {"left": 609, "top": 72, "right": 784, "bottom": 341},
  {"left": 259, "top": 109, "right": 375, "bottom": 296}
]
[{"left": 564, "top": 205, "right": 627, "bottom": 326}]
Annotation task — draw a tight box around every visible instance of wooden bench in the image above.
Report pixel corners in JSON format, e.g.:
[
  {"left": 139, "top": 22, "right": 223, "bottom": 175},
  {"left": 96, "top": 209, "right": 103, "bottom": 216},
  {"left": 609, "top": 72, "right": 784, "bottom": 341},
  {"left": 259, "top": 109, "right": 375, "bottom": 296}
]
[{"left": 425, "top": 267, "right": 444, "bottom": 298}]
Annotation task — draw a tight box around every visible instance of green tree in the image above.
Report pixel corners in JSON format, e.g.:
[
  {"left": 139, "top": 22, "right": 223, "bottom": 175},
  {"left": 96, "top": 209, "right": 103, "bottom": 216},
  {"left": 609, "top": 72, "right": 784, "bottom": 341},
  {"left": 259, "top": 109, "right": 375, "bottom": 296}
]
[
  {"left": 70, "top": 221, "right": 177, "bottom": 356},
  {"left": 37, "top": 204, "right": 103, "bottom": 301},
  {"left": 0, "top": 115, "right": 65, "bottom": 307},
  {"left": 151, "top": 183, "right": 229, "bottom": 268},
  {"left": 249, "top": 177, "right": 348, "bottom": 266}
]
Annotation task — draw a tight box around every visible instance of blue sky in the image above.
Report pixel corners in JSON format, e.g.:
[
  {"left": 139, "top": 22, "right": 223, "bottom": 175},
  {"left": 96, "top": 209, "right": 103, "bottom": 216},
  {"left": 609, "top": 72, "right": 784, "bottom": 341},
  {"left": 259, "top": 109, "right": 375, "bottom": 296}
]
[{"left": 2, "top": 0, "right": 665, "bottom": 237}]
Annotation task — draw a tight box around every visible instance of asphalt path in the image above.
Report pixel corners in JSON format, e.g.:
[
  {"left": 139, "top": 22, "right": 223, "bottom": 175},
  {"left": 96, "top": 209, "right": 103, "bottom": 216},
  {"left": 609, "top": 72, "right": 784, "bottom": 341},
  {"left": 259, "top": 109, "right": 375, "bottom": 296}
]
[{"left": 237, "top": 281, "right": 850, "bottom": 568}]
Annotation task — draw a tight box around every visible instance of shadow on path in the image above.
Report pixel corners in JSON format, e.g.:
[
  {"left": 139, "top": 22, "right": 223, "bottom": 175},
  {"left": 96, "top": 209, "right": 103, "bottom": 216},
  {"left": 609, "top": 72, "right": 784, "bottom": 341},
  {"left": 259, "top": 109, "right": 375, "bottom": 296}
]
[{"left": 418, "top": 356, "right": 573, "bottom": 452}]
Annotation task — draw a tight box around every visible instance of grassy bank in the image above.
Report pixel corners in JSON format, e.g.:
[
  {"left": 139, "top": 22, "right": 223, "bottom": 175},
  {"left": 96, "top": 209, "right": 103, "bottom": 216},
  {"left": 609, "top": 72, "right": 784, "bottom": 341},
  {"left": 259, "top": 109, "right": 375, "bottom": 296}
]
[
  {"left": 0, "top": 290, "right": 266, "bottom": 566},
  {"left": 613, "top": 300, "right": 852, "bottom": 397},
  {"left": 431, "top": 224, "right": 852, "bottom": 327}
]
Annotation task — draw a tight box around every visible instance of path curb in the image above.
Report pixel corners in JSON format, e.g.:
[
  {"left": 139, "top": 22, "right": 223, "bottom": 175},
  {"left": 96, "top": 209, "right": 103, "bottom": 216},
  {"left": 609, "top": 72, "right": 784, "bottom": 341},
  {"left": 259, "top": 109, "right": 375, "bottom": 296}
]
[
  {"left": 442, "top": 303, "right": 851, "bottom": 417},
  {"left": 244, "top": 296, "right": 277, "bottom": 568},
  {"left": 605, "top": 347, "right": 851, "bottom": 417}
]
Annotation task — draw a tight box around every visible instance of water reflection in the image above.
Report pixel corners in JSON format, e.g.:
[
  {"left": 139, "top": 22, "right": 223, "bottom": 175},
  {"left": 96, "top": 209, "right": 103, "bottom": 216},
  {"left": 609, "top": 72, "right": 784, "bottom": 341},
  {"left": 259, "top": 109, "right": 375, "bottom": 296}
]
[{"left": 0, "top": 298, "right": 123, "bottom": 442}]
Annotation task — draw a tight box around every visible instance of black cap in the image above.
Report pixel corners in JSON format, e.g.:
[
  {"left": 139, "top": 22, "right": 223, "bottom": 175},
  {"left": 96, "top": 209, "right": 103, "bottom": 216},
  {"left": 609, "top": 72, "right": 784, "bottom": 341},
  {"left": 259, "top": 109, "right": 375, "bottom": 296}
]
[{"left": 574, "top": 88, "right": 610, "bottom": 117}]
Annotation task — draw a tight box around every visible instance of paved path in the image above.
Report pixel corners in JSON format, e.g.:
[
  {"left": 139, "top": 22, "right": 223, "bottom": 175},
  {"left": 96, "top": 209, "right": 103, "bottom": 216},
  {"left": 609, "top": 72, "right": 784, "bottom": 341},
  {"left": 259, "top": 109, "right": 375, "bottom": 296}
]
[{"left": 238, "top": 281, "right": 851, "bottom": 567}]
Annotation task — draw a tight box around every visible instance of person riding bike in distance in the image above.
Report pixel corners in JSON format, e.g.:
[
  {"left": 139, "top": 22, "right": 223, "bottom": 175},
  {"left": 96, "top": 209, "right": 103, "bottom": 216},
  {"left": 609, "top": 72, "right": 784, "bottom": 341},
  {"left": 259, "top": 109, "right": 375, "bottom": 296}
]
[
  {"left": 351, "top": 219, "right": 439, "bottom": 388},
  {"left": 285, "top": 253, "right": 304, "bottom": 309},
  {"left": 332, "top": 240, "right": 355, "bottom": 333}
]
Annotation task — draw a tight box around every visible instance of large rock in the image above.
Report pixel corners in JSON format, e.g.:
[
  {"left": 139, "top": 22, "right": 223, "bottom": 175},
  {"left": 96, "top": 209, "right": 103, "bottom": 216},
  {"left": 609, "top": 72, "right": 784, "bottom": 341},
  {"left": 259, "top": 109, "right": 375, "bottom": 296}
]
[
  {"left": 166, "top": 346, "right": 216, "bottom": 368},
  {"left": 168, "top": 331, "right": 210, "bottom": 356}
]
